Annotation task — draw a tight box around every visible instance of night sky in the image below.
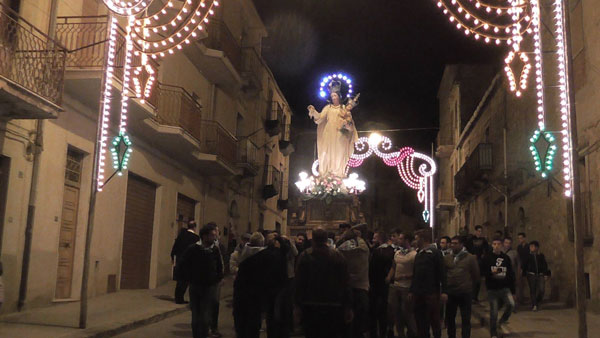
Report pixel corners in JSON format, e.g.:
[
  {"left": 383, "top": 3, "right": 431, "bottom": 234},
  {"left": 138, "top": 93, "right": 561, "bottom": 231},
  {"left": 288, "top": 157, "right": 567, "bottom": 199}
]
[{"left": 254, "top": 0, "right": 502, "bottom": 150}]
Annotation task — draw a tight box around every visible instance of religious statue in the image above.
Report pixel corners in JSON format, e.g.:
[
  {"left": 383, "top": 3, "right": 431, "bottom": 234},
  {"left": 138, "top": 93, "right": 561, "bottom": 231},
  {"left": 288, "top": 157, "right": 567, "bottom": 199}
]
[{"left": 308, "top": 80, "right": 359, "bottom": 177}]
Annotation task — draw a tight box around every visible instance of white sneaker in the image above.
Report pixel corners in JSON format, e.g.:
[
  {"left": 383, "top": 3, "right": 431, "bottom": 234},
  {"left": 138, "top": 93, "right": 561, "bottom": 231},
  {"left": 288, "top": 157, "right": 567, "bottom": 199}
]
[{"left": 532, "top": 305, "right": 538, "bottom": 312}]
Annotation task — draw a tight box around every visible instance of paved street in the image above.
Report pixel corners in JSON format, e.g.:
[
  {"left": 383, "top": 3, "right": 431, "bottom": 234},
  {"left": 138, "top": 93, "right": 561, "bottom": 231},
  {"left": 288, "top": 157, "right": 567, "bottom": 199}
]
[{"left": 116, "top": 292, "right": 492, "bottom": 338}]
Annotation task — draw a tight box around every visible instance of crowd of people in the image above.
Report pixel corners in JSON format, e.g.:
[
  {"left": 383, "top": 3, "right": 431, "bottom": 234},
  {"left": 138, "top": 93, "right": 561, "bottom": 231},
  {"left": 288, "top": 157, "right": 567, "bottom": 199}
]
[{"left": 170, "top": 221, "right": 551, "bottom": 338}]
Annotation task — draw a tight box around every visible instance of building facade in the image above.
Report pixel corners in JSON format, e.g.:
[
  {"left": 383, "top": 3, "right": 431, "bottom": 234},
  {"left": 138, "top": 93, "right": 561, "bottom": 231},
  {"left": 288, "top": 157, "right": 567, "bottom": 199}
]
[
  {"left": 0, "top": 0, "right": 291, "bottom": 313},
  {"left": 436, "top": 2, "right": 600, "bottom": 308}
]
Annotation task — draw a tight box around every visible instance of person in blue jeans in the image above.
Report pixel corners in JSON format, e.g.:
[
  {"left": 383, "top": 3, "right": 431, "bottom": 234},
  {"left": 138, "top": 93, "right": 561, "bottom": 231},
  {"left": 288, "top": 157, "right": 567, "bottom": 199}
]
[{"left": 482, "top": 237, "right": 515, "bottom": 338}]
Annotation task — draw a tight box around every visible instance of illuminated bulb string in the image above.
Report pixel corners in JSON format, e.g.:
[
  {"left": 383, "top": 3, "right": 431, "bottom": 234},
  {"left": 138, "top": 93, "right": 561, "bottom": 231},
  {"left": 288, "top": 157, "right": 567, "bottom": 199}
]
[{"left": 552, "top": 0, "right": 574, "bottom": 197}]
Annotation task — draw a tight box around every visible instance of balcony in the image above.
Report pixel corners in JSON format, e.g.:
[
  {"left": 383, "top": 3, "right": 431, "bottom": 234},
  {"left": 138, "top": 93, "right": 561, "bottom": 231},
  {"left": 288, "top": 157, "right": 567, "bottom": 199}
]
[
  {"left": 265, "top": 101, "right": 283, "bottom": 137},
  {"left": 0, "top": 3, "right": 66, "bottom": 119},
  {"left": 240, "top": 47, "right": 263, "bottom": 93},
  {"left": 436, "top": 132, "right": 454, "bottom": 157},
  {"left": 262, "top": 165, "right": 281, "bottom": 199},
  {"left": 237, "top": 138, "right": 259, "bottom": 176},
  {"left": 183, "top": 19, "right": 242, "bottom": 91},
  {"left": 454, "top": 143, "right": 493, "bottom": 202},
  {"left": 56, "top": 15, "right": 157, "bottom": 119}
]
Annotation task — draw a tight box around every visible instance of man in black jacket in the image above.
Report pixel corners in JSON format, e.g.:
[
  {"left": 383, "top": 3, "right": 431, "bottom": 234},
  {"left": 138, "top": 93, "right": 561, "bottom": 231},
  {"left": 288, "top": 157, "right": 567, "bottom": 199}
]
[
  {"left": 177, "top": 223, "right": 224, "bottom": 338},
  {"left": 521, "top": 240, "right": 550, "bottom": 311},
  {"left": 409, "top": 229, "right": 447, "bottom": 338},
  {"left": 295, "top": 228, "right": 353, "bottom": 338},
  {"left": 466, "top": 225, "right": 489, "bottom": 303},
  {"left": 482, "top": 238, "right": 515, "bottom": 338},
  {"left": 368, "top": 231, "right": 394, "bottom": 338},
  {"left": 171, "top": 220, "right": 199, "bottom": 304},
  {"left": 233, "top": 232, "right": 287, "bottom": 338}
]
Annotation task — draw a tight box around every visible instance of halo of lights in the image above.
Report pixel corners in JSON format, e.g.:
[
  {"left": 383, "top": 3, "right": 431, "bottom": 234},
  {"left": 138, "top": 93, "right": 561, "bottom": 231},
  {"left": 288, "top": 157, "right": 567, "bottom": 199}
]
[{"left": 318, "top": 72, "right": 354, "bottom": 99}]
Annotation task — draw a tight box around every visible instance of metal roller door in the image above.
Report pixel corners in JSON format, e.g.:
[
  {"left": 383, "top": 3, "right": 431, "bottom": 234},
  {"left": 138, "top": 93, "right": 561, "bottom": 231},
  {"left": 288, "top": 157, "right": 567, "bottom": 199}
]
[{"left": 120, "top": 174, "right": 156, "bottom": 289}]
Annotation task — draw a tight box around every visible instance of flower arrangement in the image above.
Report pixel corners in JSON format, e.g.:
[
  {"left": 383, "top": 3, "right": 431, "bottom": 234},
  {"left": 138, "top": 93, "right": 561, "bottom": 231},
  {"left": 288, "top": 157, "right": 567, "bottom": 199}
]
[{"left": 296, "top": 172, "right": 365, "bottom": 204}]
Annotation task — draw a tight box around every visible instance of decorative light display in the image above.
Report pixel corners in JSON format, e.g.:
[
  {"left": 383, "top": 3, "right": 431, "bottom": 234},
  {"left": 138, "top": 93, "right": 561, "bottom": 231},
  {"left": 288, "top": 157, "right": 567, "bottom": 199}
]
[
  {"left": 529, "top": 129, "right": 557, "bottom": 178},
  {"left": 298, "top": 134, "right": 437, "bottom": 226},
  {"left": 96, "top": 0, "right": 220, "bottom": 191},
  {"left": 110, "top": 132, "right": 133, "bottom": 176},
  {"left": 552, "top": 0, "right": 574, "bottom": 197},
  {"left": 295, "top": 171, "right": 366, "bottom": 201},
  {"left": 319, "top": 73, "right": 353, "bottom": 98},
  {"left": 346, "top": 135, "right": 436, "bottom": 226},
  {"left": 434, "top": 0, "right": 535, "bottom": 97}
]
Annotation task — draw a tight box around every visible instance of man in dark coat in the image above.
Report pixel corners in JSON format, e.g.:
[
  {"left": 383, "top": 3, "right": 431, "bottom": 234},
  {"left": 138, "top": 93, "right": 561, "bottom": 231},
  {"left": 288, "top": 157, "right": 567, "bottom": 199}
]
[
  {"left": 171, "top": 220, "right": 199, "bottom": 304},
  {"left": 295, "top": 228, "right": 353, "bottom": 338},
  {"left": 466, "top": 225, "right": 489, "bottom": 303},
  {"left": 233, "top": 232, "right": 287, "bottom": 338},
  {"left": 177, "top": 223, "right": 224, "bottom": 338},
  {"left": 368, "top": 231, "right": 395, "bottom": 338},
  {"left": 521, "top": 240, "right": 550, "bottom": 311}
]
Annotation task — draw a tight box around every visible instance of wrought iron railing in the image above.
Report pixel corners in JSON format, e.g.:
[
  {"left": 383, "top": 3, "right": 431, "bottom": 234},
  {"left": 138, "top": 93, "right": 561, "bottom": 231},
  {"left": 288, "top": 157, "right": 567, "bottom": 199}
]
[
  {"left": 204, "top": 20, "right": 241, "bottom": 72},
  {"left": 200, "top": 120, "right": 238, "bottom": 166},
  {"left": 152, "top": 82, "right": 202, "bottom": 140},
  {"left": 237, "top": 138, "right": 258, "bottom": 167},
  {"left": 0, "top": 3, "right": 67, "bottom": 105},
  {"left": 241, "top": 47, "right": 262, "bottom": 83}
]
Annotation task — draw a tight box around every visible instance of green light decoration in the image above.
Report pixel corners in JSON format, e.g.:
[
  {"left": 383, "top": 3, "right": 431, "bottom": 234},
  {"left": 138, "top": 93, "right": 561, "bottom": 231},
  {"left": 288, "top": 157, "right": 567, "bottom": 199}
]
[
  {"left": 110, "top": 132, "right": 132, "bottom": 176},
  {"left": 529, "top": 129, "right": 557, "bottom": 178}
]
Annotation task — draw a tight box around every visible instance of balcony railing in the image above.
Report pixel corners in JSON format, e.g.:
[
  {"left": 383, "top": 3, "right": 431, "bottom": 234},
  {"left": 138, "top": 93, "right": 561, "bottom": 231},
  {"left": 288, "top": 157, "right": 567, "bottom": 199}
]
[
  {"left": 262, "top": 165, "right": 281, "bottom": 199},
  {"left": 152, "top": 82, "right": 202, "bottom": 139},
  {"left": 237, "top": 138, "right": 258, "bottom": 167},
  {"left": 199, "top": 120, "right": 237, "bottom": 166},
  {"left": 0, "top": 3, "right": 67, "bottom": 105},
  {"left": 454, "top": 143, "right": 493, "bottom": 202},
  {"left": 56, "top": 15, "right": 158, "bottom": 84},
  {"left": 204, "top": 20, "right": 241, "bottom": 72}
]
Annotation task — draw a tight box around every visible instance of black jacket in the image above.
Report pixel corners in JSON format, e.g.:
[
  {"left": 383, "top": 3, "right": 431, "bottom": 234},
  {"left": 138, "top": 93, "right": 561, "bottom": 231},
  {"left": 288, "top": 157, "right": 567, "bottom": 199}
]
[
  {"left": 369, "top": 244, "right": 395, "bottom": 292},
  {"left": 517, "top": 243, "right": 530, "bottom": 267},
  {"left": 234, "top": 245, "right": 287, "bottom": 305},
  {"left": 466, "top": 235, "right": 490, "bottom": 261},
  {"left": 410, "top": 245, "right": 447, "bottom": 295},
  {"left": 177, "top": 242, "right": 224, "bottom": 286},
  {"left": 295, "top": 245, "right": 352, "bottom": 309},
  {"left": 482, "top": 252, "right": 515, "bottom": 293},
  {"left": 170, "top": 229, "right": 199, "bottom": 263},
  {"left": 521, "top": 252, "right": 550, "bottom": 276}
]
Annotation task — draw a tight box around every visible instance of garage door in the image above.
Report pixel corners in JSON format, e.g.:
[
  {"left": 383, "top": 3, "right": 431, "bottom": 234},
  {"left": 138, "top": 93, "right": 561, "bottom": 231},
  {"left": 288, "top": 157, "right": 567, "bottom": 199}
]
[{"left": 121, "top": 174, "right": 156, "bottom": 289}]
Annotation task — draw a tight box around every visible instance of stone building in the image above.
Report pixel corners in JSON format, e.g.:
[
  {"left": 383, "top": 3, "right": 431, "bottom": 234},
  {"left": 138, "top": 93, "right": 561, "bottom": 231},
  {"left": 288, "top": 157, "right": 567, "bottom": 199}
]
[
  {"left": 436, "top": 0, "right": 600, "bottom": 308},
  {"left": 0, "top": 0, "right": 291, "bottom": 313}
]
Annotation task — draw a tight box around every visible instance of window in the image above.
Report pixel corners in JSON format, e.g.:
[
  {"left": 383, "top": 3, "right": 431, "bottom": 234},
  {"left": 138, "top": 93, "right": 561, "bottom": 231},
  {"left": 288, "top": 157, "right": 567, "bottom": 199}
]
[
  {"left": 64, "top": 148, "right": 84, "bottom": 187},
  {"left": 580, "top": 155, "right": 594, "bottom": 243}
]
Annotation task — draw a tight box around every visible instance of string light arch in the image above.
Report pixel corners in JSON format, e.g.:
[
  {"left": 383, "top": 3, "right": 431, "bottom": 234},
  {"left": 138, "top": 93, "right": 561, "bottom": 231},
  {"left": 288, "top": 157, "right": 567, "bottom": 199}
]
[{"left": 96, "top": 0, "right": 220, "bottom": 191}]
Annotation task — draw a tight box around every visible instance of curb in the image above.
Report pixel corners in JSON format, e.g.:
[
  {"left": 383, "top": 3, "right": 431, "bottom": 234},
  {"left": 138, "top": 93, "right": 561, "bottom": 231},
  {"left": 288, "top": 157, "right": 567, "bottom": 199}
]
[{"left": 87, "top": 306, "right": 190, "bottom": 338}]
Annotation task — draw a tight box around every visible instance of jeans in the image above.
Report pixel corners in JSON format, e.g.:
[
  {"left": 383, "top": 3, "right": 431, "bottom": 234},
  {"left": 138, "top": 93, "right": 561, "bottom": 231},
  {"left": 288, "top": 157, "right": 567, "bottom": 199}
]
[
  {"left": 446, "top": 292, "right": 472, "bottom": 338},
  {"left": 175, "top": 279, "right": 189, "bottom": 303},
  {"left": 527, "top": 274, "right": 546, "bottom": 307},
  {"left": 369, "top": 286, "right": 389, "bottom": 338},
  {"left": 487, "top": 288, "right": 514, "bottom": 337},
  {"left": 189, "top": 284, "right": 218, "bottom": 338},
  {"left": 414, "top": 293, "right": 441, "bottom": 338},
  {"left": 388, "top": 285, "right": 417, "bottom": 338},
  {"left": 302, "top": 305, "right": 345, "bottom": 338}
]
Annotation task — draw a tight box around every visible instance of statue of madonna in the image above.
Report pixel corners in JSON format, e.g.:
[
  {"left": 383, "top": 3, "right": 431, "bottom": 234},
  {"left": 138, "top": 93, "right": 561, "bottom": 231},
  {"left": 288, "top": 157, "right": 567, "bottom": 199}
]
[{"left": 308, "top": 81, "right": 359, "bottom": 177}]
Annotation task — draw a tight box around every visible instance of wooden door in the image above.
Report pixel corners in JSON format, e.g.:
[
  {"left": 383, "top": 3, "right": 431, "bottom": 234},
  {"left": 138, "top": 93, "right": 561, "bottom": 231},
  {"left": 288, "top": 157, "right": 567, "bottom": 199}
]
[
  {"left": 176, "top": 193, "right": 195, "bottom": 231},
  {"left": 55, "top": 149, "right": 83, "bottom": 299},
  {"left": 120, "top": 174, "right": 156, "bottom": 289}
]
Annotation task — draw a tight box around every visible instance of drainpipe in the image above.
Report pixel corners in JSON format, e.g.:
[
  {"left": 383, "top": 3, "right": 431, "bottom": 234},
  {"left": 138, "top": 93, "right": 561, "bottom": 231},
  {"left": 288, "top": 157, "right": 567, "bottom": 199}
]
[
  {"left": 503, "top": 127, "right": 508, "bottom": 235},
  {"left": 209, "top": 84, "right": 217, "bottom": 120},
  {"left": 17, "top": 0, "right": 59, "bottom": 311}
]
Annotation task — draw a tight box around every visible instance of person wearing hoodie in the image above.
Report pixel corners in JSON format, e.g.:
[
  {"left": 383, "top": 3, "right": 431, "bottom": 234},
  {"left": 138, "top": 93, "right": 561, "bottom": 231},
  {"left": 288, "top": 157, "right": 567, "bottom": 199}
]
[
  {"left": 482, "top": 238, "right": 515, "bottom": 338},
  {"left": 521, "top": 240, "right": 550, "bottom": 311},
  {"left": 295, "top": 228, "right": 353, "bottom": 338},
  {"left": 232, "top": 232, "right": 285, "bottom": 338},
  {"left": 336, "top": 224, "right": 370, "bottom": 338},
  {"left": 409, "top": 229, "right": 447, "bottom": 338},
  {"left": 176, "top": 223, "right": 224, "bottom": 338},
  {"left": 444, "top": 236, "right": 479, "bottom": 338}
]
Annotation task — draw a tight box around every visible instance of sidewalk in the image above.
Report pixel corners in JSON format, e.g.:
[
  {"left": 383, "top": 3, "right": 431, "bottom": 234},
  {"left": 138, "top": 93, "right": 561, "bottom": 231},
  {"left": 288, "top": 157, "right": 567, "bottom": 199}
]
[
  {"left": 0, "top": 276, "right": 233, "bottom": 338},
  {"left": 471, "top": 301, "right": 600, "bottom": 337}
]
